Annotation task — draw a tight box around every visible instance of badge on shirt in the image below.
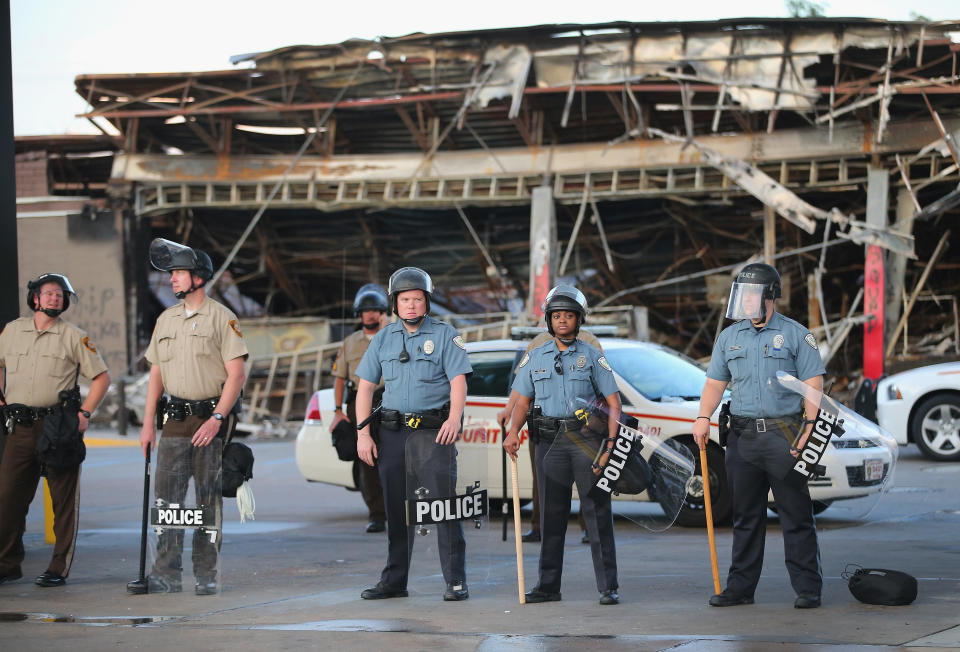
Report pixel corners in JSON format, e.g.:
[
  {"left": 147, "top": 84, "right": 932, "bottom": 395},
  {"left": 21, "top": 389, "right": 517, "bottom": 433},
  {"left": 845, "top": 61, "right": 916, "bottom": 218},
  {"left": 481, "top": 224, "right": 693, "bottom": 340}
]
[
  {"left": 576, "top": 355, "right": 587, "bottom": 369},
  {"left": 453, "top": 335, "right": 466, "bottom": 350},
  {"left": 423, "top": 339, "right": 435, "bottom": 355},
  {"left": 805, "top": 333, "right": 818, "bottom": 350},
  {"left": 229, "top": 319, "right": 243, "bottom": 338},
  {"left": 517, "top": 353, "right": 530, "bottom": 368},
  {"left": 81, "top": 336, "right": 98, "bottom": 354},
  {"left": 772, "top": 334, "right": 784, "bottom": 351},
  {"left": 598, "top": 356, "right": 612, "bottom": 372}
]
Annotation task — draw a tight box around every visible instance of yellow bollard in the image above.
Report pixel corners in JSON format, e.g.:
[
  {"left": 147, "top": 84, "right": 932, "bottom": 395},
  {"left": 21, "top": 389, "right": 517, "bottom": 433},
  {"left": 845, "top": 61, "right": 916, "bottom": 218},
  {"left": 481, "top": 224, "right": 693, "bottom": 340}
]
[{"left": 43, "top": 479, "right": 55, "bottom": 544}]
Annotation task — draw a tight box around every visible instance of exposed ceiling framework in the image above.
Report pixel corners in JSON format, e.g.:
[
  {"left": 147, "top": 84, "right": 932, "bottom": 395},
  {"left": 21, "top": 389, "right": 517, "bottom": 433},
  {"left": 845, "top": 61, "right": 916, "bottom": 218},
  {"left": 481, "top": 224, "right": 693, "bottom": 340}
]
[{"left": 72, "top": 18, "right": 960, "bottom": 363}]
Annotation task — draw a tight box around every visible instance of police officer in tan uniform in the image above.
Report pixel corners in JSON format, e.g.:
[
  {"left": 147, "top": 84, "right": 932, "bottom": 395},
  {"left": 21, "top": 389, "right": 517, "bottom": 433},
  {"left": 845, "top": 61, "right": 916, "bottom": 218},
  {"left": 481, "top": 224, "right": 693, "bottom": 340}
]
[
  {"left": 331, "top": 284, "right": 388, "bottom": 533},
  {"left": 0, "top": 273, "right": 110, "bottom": 587},
  {"left": 137, "top": 239, "right": 247, "bottom": 595}
]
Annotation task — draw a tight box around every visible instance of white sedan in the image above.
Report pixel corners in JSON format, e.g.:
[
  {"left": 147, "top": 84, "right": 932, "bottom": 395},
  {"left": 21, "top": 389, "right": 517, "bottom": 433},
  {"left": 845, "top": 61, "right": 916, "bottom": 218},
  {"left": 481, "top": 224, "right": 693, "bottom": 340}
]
[
  {"left": 296, "top": 337, "right": 894, "bottom": 526},
  {"left": 876, "top": 362, "right": 960, "bottom": 461}
]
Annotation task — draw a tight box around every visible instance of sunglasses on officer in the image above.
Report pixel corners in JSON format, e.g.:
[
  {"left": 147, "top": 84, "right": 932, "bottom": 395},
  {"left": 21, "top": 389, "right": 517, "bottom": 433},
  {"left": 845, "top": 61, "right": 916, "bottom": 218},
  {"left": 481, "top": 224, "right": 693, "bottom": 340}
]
[{"left": 553, "top": 352, "right": 564, "bottom": 375}]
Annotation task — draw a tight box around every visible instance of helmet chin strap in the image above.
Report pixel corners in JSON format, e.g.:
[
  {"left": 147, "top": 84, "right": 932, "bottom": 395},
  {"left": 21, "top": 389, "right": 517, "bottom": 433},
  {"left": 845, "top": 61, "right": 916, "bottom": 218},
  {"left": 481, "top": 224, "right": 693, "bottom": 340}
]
[
  {"left": 174, "top": 276, "right": 205, "bottom": 300},
  {"left": 41, "top": 308, "right": 63, "bottom": 317},
  {"left": 557, "top": 335, "right": 576, "bottom": 345},
  {"left": 362, "top": 321, "right": 379, "bottom": 331},
  {"left": 401, "top": 315, "right": 425, "bottom": 326}
]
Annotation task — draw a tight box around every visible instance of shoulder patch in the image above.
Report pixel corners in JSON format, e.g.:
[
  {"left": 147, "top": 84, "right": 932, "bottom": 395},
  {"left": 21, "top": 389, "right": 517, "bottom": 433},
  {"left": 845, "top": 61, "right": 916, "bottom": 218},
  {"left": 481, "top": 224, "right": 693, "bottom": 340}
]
[
  {"left": 598, "top": 356, "right": 612, "bottom": 372},
  {"left": 81, "top": 336, "right": 98, "bottom": 354},
  {"left": 229, "top": 319, "right": 243, "bottom": 338},
  {"left": 517, "top": 353, "right": 530, "bottom": 369},
  {"left": 805, "top": 333, "right": 818, "bottom": 350},
  {"left": 453, "top": 335, "right": 466, "bottom": 350}
]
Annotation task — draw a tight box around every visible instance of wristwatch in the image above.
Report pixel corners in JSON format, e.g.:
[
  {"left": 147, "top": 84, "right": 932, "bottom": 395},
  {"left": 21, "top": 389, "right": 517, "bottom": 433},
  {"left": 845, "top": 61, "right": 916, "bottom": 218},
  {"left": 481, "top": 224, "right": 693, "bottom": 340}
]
[
  {"left": 212, "top": 412, "right": 224, "bottom": 421},
  {"left": 79, "top": 409, "right": 91, "bottom": 418}
]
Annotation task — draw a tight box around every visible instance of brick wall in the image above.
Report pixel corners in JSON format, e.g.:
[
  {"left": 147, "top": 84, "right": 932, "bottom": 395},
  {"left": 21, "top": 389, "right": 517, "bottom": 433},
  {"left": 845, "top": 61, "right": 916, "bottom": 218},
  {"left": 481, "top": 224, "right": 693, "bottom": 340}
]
[{"left": 15, "top": 151, "right": 49, "bottom": 197}]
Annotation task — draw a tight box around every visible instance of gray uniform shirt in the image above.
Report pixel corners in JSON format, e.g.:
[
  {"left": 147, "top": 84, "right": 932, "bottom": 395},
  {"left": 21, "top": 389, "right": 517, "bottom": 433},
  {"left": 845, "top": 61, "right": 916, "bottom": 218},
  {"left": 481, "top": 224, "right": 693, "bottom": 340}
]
[
  {"left": 706, "top": 311, "right": 825, "bottom": 418},
  {"left": 356, "top": 316, "right": 472, "bottom": 413},
  {"left": 512, "top": 339, "right": 618, "bottom": 418}
]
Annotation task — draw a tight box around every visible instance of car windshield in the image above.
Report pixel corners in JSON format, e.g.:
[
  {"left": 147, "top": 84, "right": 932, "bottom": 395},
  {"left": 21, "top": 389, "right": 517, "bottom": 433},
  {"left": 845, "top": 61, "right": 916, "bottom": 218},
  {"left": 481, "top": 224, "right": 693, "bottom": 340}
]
[{"left": 604, "top": 345, "right": 708, "bottom": 402}]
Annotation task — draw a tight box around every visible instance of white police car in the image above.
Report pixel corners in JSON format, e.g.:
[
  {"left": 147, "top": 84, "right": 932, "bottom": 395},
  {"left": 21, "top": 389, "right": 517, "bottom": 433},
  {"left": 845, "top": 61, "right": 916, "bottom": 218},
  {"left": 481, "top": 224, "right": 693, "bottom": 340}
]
[
  {"left": 876, "top": 361, "right": 960, "bottom": 461},
  {"left": 296, "top": 337, "right": 893, "bottom": 526}
]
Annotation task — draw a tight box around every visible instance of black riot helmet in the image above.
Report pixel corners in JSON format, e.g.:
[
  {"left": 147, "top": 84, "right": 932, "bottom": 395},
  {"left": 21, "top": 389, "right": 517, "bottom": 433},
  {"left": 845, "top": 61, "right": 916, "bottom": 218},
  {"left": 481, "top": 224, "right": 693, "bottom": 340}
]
[
  {"left": 353, "top": 283, "right": 389, "bottom": 317},
  {"left": 387, "top": 267, "right": 433, "bottom": 324},
  {"left": 27, "top": 273, "right": 78, "bottom": 317},
  {"left": 728, "top": 262, "right": 781, "bottom": 324},
  {"left": 736, "top": 263, "right": 782, "bottom": 300},
  {"left": 149, "top": 238, "right": 214, "bottom": 299},
  {"left": 542, "top": 284, "right": 588, "bottom": 336}
]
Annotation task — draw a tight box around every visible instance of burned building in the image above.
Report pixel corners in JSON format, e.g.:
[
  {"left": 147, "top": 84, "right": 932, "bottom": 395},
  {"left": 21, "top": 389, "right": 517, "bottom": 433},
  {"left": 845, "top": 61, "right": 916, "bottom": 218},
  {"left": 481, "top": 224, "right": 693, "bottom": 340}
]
[{"left": 67, "top": 18, "right": 959, "bottom": 395}]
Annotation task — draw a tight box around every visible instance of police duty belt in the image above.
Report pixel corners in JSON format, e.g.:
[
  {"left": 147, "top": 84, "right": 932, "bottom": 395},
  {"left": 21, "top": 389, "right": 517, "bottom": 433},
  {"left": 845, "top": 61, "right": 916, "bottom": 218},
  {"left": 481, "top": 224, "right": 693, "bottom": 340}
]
[{"left": 150, "top": 498, "right": 220, "bottom": 543}]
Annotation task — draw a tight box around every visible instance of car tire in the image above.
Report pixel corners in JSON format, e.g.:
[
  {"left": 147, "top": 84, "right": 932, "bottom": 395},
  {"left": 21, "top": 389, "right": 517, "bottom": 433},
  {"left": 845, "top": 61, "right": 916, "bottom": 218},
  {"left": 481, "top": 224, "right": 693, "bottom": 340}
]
[
  {"left": 910, "top": 393, "right": 960, "bottom": 462},
  {"left": 673, "top": 439, "right": 732, "bottom": 528}
]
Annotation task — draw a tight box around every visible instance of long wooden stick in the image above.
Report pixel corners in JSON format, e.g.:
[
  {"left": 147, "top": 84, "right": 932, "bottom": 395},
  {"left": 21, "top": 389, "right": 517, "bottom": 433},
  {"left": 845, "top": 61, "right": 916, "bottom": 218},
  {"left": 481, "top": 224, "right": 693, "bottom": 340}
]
[
  {"left": 700, "top": 446, "right": 722, "bottom": 595},
  {"left": 510, "top": 455, "right": 526, "bottom": 603}
]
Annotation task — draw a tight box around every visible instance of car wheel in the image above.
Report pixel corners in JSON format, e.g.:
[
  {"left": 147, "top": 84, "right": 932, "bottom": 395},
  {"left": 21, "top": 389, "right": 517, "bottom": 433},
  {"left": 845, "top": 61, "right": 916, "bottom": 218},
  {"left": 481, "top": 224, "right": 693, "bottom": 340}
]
[
  {"left": 673, "top": 439, "right": 732, "bottom": 528},
  {"left": 910, "top": 393, "right": 960, "bottom": 462}
]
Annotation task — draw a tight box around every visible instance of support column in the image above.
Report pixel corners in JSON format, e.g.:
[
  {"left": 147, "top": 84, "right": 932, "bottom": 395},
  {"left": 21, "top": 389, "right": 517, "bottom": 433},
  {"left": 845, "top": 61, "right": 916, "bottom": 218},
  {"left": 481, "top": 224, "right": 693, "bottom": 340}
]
[
  {"left": 884, "top": 187, "right": 916, "bottom": 349},
  {"left": 863, "top": 167, "right": 888, "bottom": 380},
  {"left": 528, "top": 186, "right": 557, "bottom": 318},
  {"left": 763, "top": 205, "right": 775, "bottom": 265}
]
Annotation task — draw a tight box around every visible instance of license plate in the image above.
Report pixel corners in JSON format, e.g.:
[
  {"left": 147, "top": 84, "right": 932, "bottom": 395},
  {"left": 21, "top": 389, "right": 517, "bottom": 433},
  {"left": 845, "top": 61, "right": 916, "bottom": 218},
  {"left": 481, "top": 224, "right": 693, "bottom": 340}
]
[{"left": 864, "top": 459, "right": 884, "bottom": 481}]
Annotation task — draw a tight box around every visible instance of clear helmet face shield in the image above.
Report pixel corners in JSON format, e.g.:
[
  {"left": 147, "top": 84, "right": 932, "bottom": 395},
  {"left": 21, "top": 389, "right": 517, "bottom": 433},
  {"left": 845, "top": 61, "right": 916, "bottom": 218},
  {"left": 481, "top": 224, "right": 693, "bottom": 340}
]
[
  {"left": 149, "top": 238, "right": 197, "bottom": 273},
  {"left": 725, "top": 282, "right": 766, "bottom": 320}
]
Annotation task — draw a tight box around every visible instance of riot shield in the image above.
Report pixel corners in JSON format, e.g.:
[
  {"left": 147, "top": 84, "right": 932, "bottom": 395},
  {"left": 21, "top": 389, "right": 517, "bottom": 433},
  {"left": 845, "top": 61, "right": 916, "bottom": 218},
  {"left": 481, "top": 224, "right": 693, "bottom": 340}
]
[
  {"left": 404, "top": 427, "right": 492, "bottom": 599},
  {"left": 775, "top": 371, "right": 898, "bottom": 520},
  {"left": 146, "top": 436, "right": 223, "bottom": 595},
  {"left": 544, "top": 400, "right": 695, "bottom": 535}
]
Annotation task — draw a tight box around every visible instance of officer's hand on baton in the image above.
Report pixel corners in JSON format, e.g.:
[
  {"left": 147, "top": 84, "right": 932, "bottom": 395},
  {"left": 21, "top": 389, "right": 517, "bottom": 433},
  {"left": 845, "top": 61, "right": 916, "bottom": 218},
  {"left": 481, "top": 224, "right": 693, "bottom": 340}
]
[
  {"left": 357, "top": 430, "right": 377, "bottom": 466},
  {"left": 191, "top": 417, "right": 221, "bottom": 447},
  {"left": 692, "top": 418, "right": 711, "bottom": 450},
  {"left": 139, "top": 422, "right": 156, "bottom": 458},
  {"left": 502, "top": 430, "right": 521, "bottom": 460}
]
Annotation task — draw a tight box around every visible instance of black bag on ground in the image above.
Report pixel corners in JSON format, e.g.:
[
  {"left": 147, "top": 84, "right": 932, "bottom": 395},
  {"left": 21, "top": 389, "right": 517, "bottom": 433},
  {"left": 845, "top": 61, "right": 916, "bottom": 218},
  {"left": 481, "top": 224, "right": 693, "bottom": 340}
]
[
  {"left": 846, "top": 566, "right": 918, "bottom": 605},
  {"left": 332, "top": 419, "right": 358, "bottom": 462},
  {"left": 222, "top": 441, "right": 254, "bottom": 498},
  {"left": 36, "top": 381, "right": 86, "bottom": 469}
]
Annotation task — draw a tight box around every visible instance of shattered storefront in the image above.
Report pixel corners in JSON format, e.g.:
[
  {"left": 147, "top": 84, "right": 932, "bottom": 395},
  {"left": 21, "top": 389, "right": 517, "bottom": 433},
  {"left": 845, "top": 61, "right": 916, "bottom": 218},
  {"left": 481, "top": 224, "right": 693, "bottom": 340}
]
[{"left": 76, "top": 18, "right": 960, "bottom": 403}]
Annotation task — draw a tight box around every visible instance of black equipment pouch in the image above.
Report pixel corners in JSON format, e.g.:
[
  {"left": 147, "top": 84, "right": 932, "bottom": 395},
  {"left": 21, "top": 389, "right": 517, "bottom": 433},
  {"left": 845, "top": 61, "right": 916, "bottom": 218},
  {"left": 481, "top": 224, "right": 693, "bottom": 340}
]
[
  {"left": 718, "top": 401, "right": 731, "bottom": 447},
  {"left": 844, "top": 565, "right": 918, "bottom": 605},
  {"left": 36, "top": 366, "right": 85, "bottom": 470},
  {"left": 332, "top": 418, "right": 358, "bottom": 462},
  {"left": 222, "top": 441, "right": 254, "bottom": 498},
  {"left": 526, "top": 405, "right": 542, "bottom": 444}
]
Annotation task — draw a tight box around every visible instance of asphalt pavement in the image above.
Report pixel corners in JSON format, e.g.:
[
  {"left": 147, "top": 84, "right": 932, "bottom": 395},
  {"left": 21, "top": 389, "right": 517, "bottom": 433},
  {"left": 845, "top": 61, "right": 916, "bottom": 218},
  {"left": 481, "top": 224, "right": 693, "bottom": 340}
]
[{"left": 1, "top": 427, "right": 958, "bottom": 651}]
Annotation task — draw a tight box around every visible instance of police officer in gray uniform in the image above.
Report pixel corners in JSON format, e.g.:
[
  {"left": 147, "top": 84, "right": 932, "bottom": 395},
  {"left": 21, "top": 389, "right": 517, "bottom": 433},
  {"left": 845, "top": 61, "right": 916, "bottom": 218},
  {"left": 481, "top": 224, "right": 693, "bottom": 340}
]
[
  {"left": 693, "top": 263, "right": 825, "bottom": 609},
  {"left": 355, "top": 267, "right": 473, "bottom": 601},
  {"left": 504, "top": 285, "right": 622, "bottom": 605}
]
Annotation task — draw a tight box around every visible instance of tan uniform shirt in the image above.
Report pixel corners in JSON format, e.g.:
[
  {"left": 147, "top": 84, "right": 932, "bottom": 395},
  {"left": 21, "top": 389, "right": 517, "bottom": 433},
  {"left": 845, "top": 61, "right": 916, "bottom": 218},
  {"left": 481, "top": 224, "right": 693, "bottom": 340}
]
[
  {"left": 0, "top": 317, "right": 108, "bottom": 407},
  {"left": 332, "top": 329, "right": 373, "bottom": 387},
  {"left": 332, "top": 329, "right": 384, "bottom": 397},
  {"left": 145, "top": 298, "right": 248, "bottom": 400}
]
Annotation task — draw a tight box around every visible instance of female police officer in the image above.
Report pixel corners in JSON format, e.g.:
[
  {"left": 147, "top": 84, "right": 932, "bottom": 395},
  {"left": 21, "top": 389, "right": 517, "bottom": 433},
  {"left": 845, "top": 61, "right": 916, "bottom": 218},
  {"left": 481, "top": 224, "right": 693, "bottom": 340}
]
[
  {"left": 693, "top": 263, "right": 824, "bottom": 609},
  {"left": 503, "top": 285, "right": 622, "bottom": 605},
  {"left": 354, "top": 267, "right": 473, "bottom": 601}
]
